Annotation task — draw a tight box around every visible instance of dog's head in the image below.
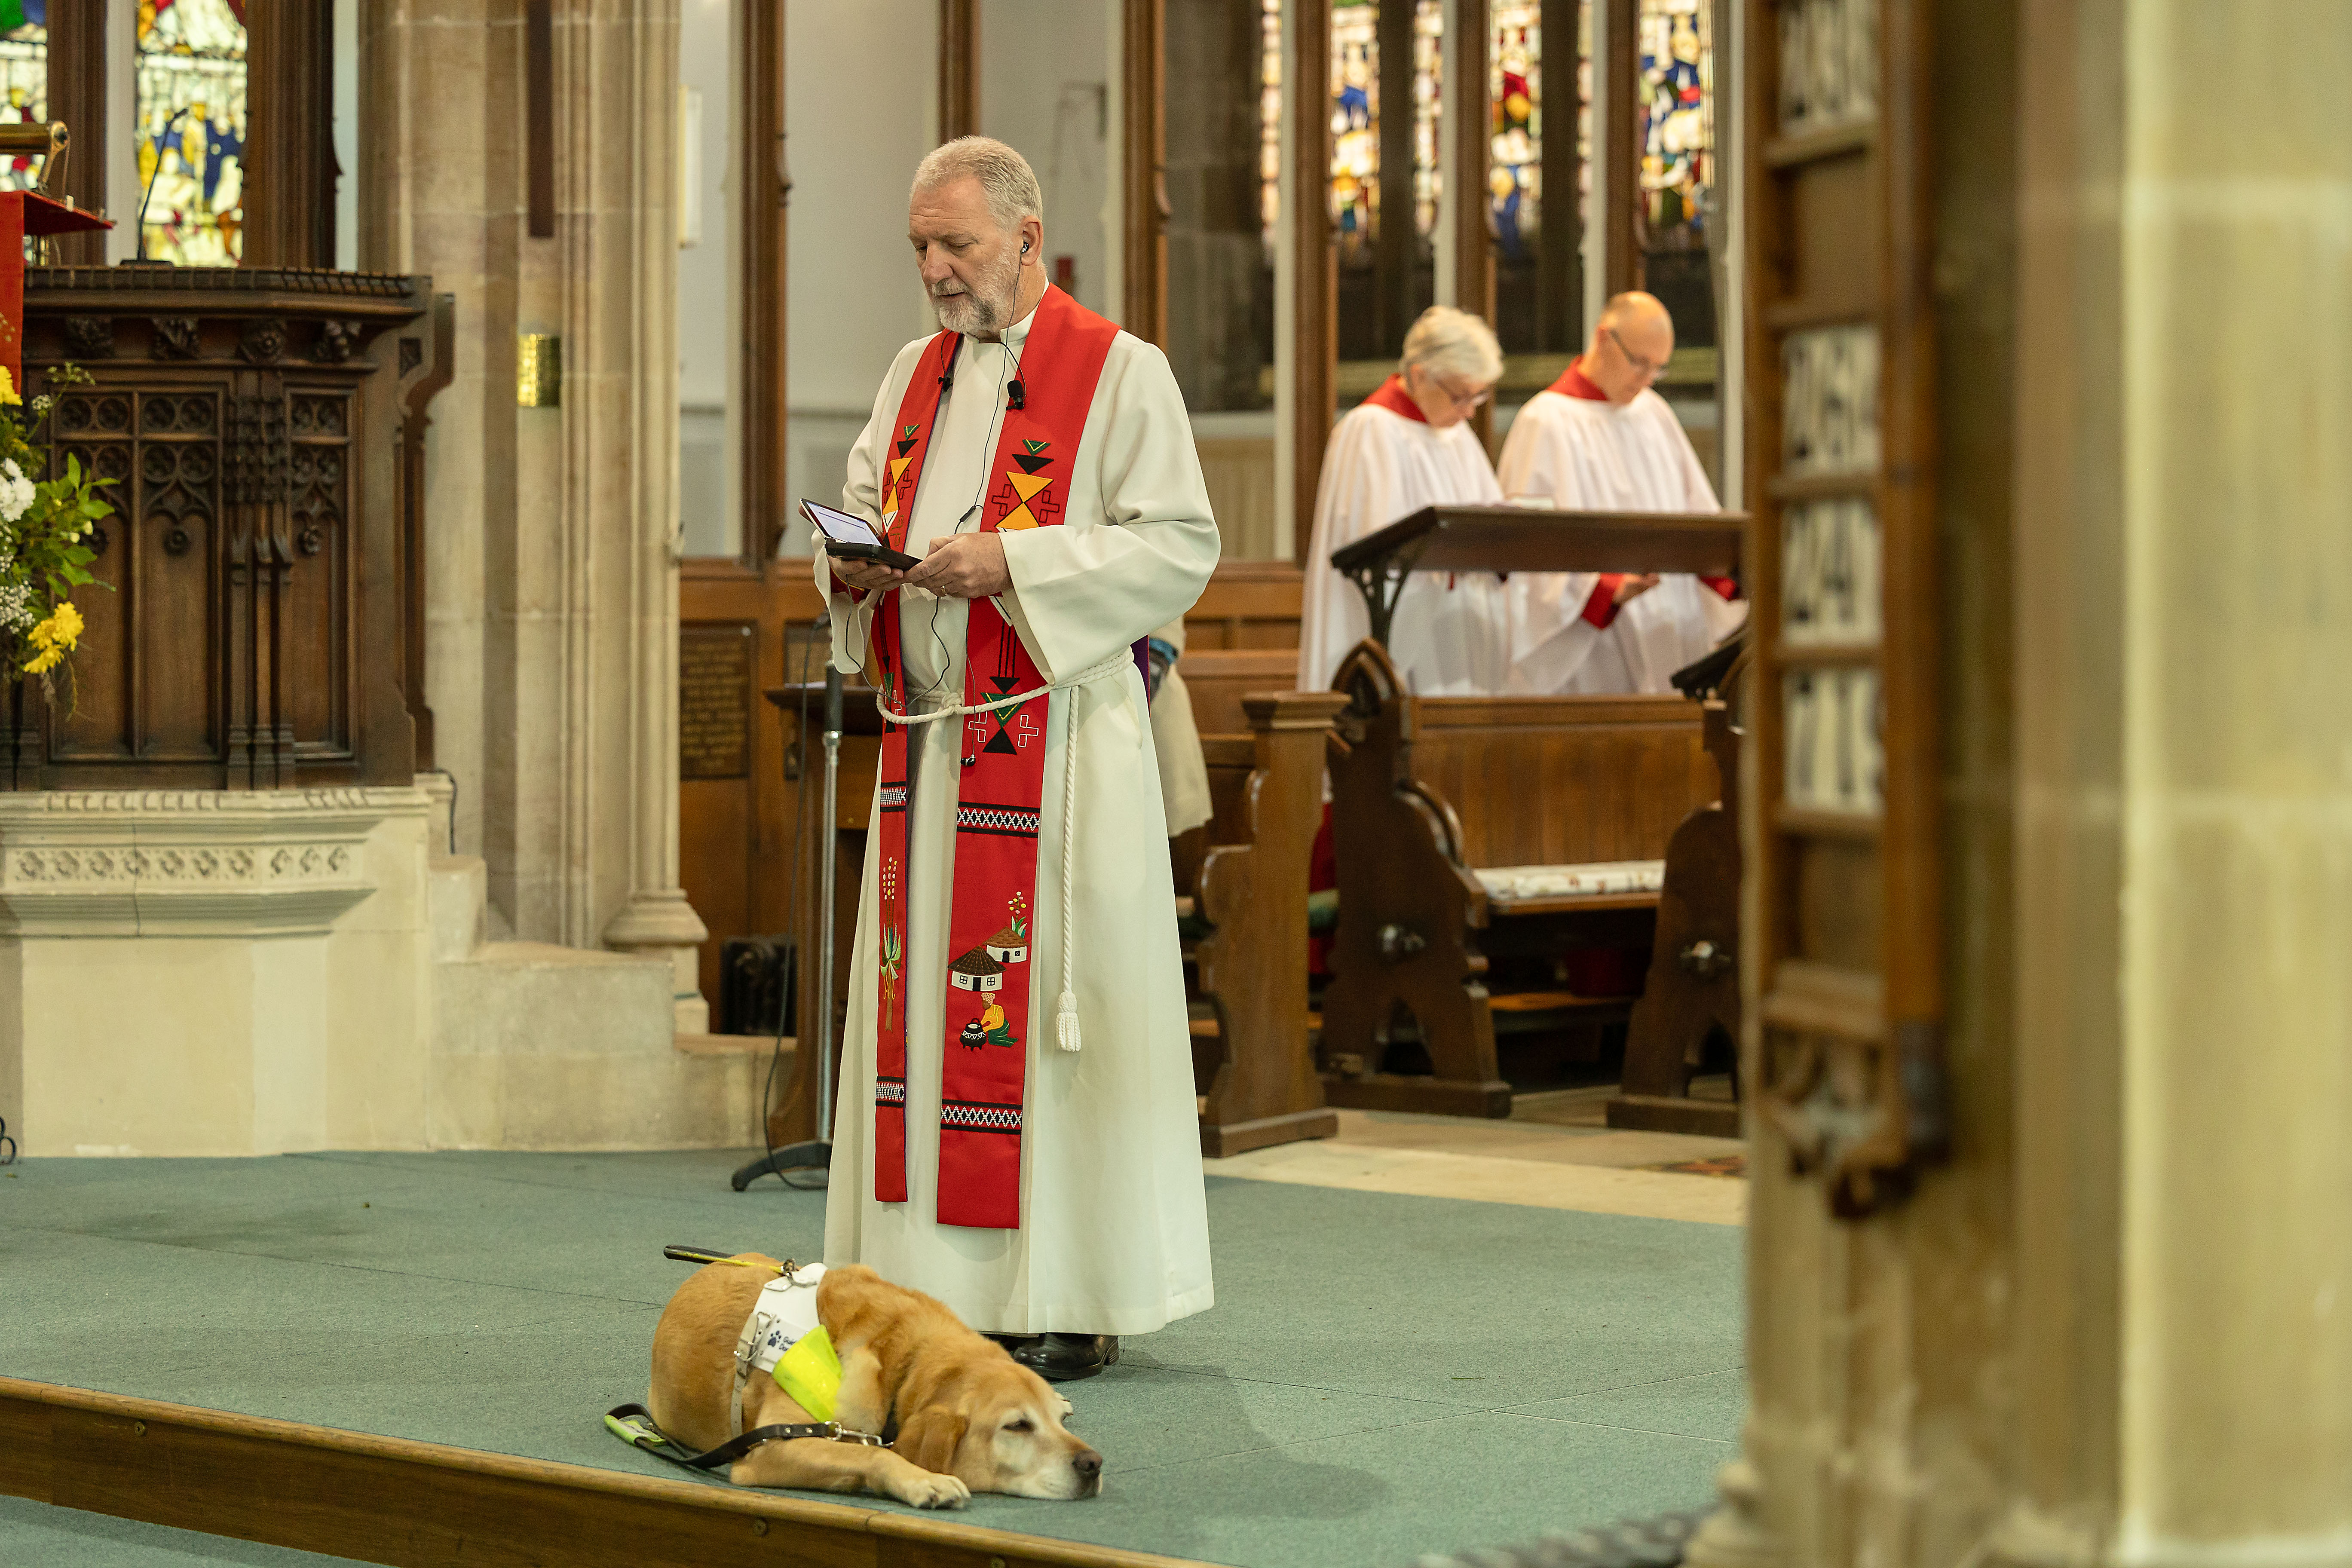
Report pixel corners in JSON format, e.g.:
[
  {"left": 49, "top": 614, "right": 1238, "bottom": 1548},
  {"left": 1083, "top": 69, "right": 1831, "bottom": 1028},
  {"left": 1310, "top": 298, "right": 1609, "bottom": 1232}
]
[{"left": 895, "top": 1351, "right": 1101, "bottom": 1500}]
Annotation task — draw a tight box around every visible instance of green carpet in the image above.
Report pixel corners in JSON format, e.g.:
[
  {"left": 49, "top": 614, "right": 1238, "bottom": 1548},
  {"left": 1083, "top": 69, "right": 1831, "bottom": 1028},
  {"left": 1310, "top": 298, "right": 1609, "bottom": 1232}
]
[{"left": 0, "top": 1151, "right": 1743, "bottom": 1568}]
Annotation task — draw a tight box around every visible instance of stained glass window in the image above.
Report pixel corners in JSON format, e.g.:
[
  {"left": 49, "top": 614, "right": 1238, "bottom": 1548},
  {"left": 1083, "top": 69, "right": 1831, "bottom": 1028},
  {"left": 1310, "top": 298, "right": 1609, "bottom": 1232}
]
[
  {"left": 1329, "top": 0, "right": 1377, "bottom": 264},
  {"left": 0, "top": 3, "right": 46, "bottom": 198},
  {"left": 1488, "top": 3, "right": 1592, "bottom": 259},
  {"left": 1326, "top": 0, "right": 1442, "bottom": 265},
  {"left": 1408, "top": 1, "right": 1441, "bottom": 240},
  {"left": 1489, "top": 5, "right": 1539, "bottom": 264},
  {"left": 1259, "top": 0, "right": 1281, "bottom": 256},
  {"left": 135, "top": 0, "right": 248, "bottom": 267},
  {"left": 1488, "top": 1, "right": 1589, "bottom": 358},
  {"left": 1636, "top": 0, "right": 1710, "bottom": 252}
]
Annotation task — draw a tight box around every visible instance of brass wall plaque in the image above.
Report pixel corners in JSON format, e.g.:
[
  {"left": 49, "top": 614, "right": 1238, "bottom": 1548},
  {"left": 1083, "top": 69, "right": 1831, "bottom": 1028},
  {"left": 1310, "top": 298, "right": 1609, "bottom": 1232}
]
[
  {"left": 516, "top": 333, "right": 560, "bottom": 407},
  {"left": 680, "top": 624, "right": 751, "bottom": 780}
]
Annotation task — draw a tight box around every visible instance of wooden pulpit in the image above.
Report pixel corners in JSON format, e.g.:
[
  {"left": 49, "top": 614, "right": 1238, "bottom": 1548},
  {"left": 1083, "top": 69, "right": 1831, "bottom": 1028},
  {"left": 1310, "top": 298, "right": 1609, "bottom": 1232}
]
[{"left": 6, "top": 265, "right": 448, "bottom": 789}]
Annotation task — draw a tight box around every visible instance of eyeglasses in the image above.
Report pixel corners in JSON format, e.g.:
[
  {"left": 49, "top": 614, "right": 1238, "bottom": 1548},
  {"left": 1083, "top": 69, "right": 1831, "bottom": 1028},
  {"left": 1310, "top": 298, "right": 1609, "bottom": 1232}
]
[
  {"left": 1413, "top": 369, "right": 1495, "bottom": 410},
  {"left": 1607, "top": 327, "right": 1670, "bottom": 381}
]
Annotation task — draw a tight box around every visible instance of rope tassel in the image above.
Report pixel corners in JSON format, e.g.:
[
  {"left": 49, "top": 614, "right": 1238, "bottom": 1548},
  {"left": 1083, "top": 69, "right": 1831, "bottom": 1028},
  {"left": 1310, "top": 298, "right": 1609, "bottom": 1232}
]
[{"left": 1056, "top": 690, "right": 1083, "bottom": 1052}]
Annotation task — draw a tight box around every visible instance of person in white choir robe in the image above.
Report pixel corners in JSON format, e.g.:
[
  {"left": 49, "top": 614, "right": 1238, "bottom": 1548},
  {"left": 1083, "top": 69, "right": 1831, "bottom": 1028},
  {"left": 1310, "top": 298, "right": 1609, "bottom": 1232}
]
[
  {"left": 818, "top": 139, "right": 1218, "bottom": 1382},
  {"left": 1494, "top": 291, "right": 1747, "bottom": 693},
  {"left": 1296, "top": 307, "right": 1511, "bottom": 694}
]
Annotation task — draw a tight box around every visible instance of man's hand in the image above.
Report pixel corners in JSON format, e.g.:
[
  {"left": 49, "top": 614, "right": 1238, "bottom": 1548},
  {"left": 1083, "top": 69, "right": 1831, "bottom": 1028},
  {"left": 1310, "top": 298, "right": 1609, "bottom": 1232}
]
[
  {"left": 1613, "top": 573, "right": 1662, "bottom": 606},
  {"left": 828, "top": 553, "right": 909, "bottom": 594},
  {"left": 905, "top": 533, "right": 1011, "bottom": 600}
]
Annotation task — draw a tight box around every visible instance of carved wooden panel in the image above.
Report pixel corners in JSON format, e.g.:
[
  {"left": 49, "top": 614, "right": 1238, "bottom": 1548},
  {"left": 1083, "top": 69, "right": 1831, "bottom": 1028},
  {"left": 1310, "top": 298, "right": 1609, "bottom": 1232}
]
[
  {"left": 20, "top": 269, "right": 438, "bottom": 790},
  {"left": 52, "top": 388, "right": 223, "bottom": 763},
  {"left": 1746, "top": 0, "right": 1944, "bottom": 1216},
  {"left": 287, "top": 391, "right": 352, "bottom": 757}
]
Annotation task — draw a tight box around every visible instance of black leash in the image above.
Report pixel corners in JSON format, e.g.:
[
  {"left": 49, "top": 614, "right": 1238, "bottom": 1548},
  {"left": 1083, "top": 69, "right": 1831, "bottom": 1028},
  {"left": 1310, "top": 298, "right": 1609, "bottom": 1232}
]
[{"left": 604, "top": 1403, "right": 886, "bottom": 1473}]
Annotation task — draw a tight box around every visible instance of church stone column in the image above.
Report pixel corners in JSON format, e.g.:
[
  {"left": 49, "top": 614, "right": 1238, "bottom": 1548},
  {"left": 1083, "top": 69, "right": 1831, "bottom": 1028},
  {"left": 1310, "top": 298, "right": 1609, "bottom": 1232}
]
[
  {"left": 1699, "top": 4, "right": 2352, "bottom": 1565},
  {"left": 557, "top": 0, "right": 710, "bottom": 1030},
  {"left": 364, "top": 0, "right": 707, "bottom": 1030},
  {"left": 2106, "top": 0, "right": 2352, "bottom": 1552}
]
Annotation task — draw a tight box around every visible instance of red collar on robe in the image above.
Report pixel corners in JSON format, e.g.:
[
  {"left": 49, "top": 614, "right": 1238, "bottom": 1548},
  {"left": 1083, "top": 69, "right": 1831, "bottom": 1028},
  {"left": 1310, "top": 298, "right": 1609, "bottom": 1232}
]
[
  {"left": 1549, "top": 358, "right": 1609, "bottom": 401},
  {"left": 1362, "top": 374, "right": 1428, "bottom": 423}
]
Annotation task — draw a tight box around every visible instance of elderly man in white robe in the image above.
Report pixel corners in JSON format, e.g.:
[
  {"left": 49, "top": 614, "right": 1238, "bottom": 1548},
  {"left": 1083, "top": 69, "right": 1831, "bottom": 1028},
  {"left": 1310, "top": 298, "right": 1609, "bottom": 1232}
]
[
  {"left": 818, "top": 137, "right": 1219, "bottom": 1382},
  {"left": 1296, "top": 306, "right": 1510, "bottom": 694},
  {"left": 1494, "top": 291, "right": 1746, "bottom": 692}
]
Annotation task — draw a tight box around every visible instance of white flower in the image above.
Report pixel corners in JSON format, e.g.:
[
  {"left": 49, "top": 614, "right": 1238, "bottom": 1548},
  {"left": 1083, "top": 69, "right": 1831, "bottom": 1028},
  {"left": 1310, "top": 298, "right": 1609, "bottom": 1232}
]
[
  {"left": 0, "top": 578, "right": 33, "bottom": 631},
  {"left": 0, "top": 461, "right": 33, "bottom": 524}
]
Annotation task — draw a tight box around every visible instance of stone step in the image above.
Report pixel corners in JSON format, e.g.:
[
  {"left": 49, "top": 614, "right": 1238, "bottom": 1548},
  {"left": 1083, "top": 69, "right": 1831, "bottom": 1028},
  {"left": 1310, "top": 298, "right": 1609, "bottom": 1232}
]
[
  {"left": 429, "top": 943, "right": 761, "bottom": 1151},
  {"left": 426, "top": 854, "right": 485, "bottom": 962}
]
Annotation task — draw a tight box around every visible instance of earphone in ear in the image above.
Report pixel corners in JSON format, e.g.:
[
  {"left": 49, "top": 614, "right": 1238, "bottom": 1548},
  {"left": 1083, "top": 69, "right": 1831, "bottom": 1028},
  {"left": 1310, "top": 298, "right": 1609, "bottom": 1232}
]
[{"left": 1021, "top": 239, "right": 1032, "bottom": 254}]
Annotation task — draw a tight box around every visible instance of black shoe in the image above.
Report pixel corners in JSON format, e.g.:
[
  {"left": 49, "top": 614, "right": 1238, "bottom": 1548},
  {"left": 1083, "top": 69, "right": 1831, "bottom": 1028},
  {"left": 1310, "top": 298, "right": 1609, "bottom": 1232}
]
[
  {"left": 984, "top": 1332, "right": 1039, "bottom": 1354},
  {"left": 1011, "top": 1333, "right": 1120, "bottom": 1382}
]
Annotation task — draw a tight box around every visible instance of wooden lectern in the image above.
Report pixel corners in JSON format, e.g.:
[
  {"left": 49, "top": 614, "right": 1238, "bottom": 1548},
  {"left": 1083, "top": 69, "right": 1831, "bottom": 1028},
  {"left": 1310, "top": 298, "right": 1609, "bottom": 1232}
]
[{"left": 1329, "top": 504, "right": 1745, "bottom": 648}]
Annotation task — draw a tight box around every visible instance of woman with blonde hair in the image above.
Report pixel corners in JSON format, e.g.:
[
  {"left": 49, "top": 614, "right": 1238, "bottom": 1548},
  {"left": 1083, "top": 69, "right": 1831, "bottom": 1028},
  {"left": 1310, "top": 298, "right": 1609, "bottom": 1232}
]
[{"left": 1296, "top": 306, "right": 1513, "bottom": 694}]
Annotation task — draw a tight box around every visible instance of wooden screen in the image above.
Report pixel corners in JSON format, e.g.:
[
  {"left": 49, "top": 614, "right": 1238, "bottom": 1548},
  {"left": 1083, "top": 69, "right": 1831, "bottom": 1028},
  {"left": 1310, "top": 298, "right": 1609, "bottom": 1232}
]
[{"left": 1744, "top": 0, "right": 1945, "bottom": 1216}]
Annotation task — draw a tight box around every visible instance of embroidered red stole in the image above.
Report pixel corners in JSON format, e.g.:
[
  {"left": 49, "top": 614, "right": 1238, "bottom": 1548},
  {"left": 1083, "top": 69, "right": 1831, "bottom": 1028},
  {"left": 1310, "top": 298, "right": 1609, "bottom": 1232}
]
[{"left": 865, "top": 286, "right": 1118, "bottom": 1230}]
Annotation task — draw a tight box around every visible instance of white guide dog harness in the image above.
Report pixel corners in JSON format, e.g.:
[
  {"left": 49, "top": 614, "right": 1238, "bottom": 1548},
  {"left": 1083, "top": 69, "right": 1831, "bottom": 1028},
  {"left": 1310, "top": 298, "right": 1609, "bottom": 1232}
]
[{"left": 729, "top": 1261, "right": 827, "bottom": 1437}]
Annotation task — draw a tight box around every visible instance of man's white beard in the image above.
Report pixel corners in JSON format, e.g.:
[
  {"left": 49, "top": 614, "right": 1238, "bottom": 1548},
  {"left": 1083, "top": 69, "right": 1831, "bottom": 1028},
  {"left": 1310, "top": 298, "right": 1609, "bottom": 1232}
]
[{"left": 931, "top": 248, "right": 1023, "bottom": 337}]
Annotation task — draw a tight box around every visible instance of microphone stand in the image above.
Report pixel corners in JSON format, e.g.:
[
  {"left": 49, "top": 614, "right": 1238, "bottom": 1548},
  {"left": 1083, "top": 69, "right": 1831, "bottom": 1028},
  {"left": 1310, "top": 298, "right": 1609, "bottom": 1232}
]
[
  {"left": 733, "top": 664, "right": 844, "bottom": 1190},
  {"left": 128, "top": 107, "right": 190, "bottom": 264}
]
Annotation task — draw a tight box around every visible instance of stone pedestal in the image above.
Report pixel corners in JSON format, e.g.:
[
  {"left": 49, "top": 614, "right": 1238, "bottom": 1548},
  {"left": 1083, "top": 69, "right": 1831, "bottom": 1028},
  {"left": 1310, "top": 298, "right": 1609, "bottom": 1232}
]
[
  {"left": 0, "top": 790, "right": 435, "bottom": 1157},
  {"left": 0, "top": 788, "right": 758, "bottom": 1156}
]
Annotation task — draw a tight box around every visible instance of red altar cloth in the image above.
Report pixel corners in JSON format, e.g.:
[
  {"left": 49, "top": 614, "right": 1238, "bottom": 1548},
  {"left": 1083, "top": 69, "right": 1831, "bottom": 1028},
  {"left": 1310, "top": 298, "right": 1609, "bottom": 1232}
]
[{"left": 0, "top": 192, "right": 113, "bottom": 397}]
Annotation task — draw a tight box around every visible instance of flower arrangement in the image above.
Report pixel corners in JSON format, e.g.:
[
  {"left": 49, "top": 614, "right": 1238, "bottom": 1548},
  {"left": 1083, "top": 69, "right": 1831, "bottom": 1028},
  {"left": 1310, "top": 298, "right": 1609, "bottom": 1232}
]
[{"left": 0, "top": 365, "right": 113, "bottom": 691}]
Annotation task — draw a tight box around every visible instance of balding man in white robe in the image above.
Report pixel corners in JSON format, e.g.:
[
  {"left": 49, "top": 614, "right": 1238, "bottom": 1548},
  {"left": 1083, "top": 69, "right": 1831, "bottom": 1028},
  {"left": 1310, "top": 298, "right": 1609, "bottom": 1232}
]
[{"left": 1496, "top": 291, "right": 1746, "bottom": 693}]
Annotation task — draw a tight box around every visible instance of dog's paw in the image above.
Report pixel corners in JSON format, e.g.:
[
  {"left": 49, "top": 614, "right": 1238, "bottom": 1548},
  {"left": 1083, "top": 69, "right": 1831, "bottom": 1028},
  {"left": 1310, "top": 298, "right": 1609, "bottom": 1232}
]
[{"left": 892, "top": 1472, "right": 971, "bottom": 1510}]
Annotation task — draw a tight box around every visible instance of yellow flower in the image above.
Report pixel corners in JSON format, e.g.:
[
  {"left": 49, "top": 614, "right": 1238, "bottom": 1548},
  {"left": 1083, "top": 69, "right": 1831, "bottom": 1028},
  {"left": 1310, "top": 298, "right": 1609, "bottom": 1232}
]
[
  {"left": 28, "top": 601, "right": 81, "bottom": 655},
  {"left": 24, "top": 602, "right": 83, "bottom": 672},
  {"left": 0, "top": 366, "right": 19, "bottom": 406}
]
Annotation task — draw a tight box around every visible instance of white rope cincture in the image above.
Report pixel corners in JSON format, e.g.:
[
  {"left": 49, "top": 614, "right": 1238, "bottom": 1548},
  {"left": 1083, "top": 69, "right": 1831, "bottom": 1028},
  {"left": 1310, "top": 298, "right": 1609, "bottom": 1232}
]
[{"left": 876, "top": 646, "right": 1128, "bottom": 1055}]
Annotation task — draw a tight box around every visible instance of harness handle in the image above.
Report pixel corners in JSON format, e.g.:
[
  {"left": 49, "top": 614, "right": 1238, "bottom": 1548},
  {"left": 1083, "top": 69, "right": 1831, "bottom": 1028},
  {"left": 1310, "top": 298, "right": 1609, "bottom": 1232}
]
[{"left": 662, "top": 1243, "right": 795, "bottom": 1275}]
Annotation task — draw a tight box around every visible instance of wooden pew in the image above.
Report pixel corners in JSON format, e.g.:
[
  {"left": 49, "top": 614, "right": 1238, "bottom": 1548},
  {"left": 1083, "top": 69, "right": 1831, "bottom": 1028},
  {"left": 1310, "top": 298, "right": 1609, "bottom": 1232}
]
[
  {"left": 1320, "top": 640, "right": 1718, "bottom": 1117},
  {"left": 1190, "top": 691, "right": 1348, "bottom": 1155},
  {"left": 1609, "top": 699, "right": 1743, "bottom": 1137},
  {"left": 1175, "top": 647, "right": 1305, "bottom": 732},
  {"left": 1167, "top": 649, "right": 1297, "bottom": 900},
  {"left": 1183, "top": 560, "right": 1304, "bottom": 651}
]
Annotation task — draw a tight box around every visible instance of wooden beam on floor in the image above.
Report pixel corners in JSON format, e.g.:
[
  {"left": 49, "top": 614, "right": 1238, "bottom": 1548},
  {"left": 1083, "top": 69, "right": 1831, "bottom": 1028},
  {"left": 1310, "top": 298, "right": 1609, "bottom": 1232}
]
[{"left": 0, "top": 1377, "right": 1215, "bottom": 1568}]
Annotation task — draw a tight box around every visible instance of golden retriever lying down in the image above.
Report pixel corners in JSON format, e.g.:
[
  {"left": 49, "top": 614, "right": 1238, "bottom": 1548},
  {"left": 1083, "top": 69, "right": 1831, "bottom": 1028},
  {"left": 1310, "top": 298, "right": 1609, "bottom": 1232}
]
[{"left": 647, "top": 1256, "right": 1101, "bottom": 1508}]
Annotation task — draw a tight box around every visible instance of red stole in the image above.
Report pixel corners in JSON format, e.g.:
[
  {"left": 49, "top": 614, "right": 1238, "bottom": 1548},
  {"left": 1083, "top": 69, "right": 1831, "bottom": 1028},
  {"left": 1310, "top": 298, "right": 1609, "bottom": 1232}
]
[
  {"left": 1362, "top": 374, "right": 1428, "bottom": 423},
  {"left": 866, "top": 286, "right": 1118, "bottom": 1231},
  {"left": 1549, "top": 357, "right": 1609, "bottom": 401}
]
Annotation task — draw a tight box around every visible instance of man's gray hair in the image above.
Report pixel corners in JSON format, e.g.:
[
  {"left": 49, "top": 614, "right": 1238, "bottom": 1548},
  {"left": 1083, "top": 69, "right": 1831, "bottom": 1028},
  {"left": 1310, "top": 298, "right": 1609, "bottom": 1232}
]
[
  {"left": 912, "top": 136, "right": 1045, "bottom": 233},
  {"left": 1400, "top": 306, "right": 1504, "bottom": 386}
]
